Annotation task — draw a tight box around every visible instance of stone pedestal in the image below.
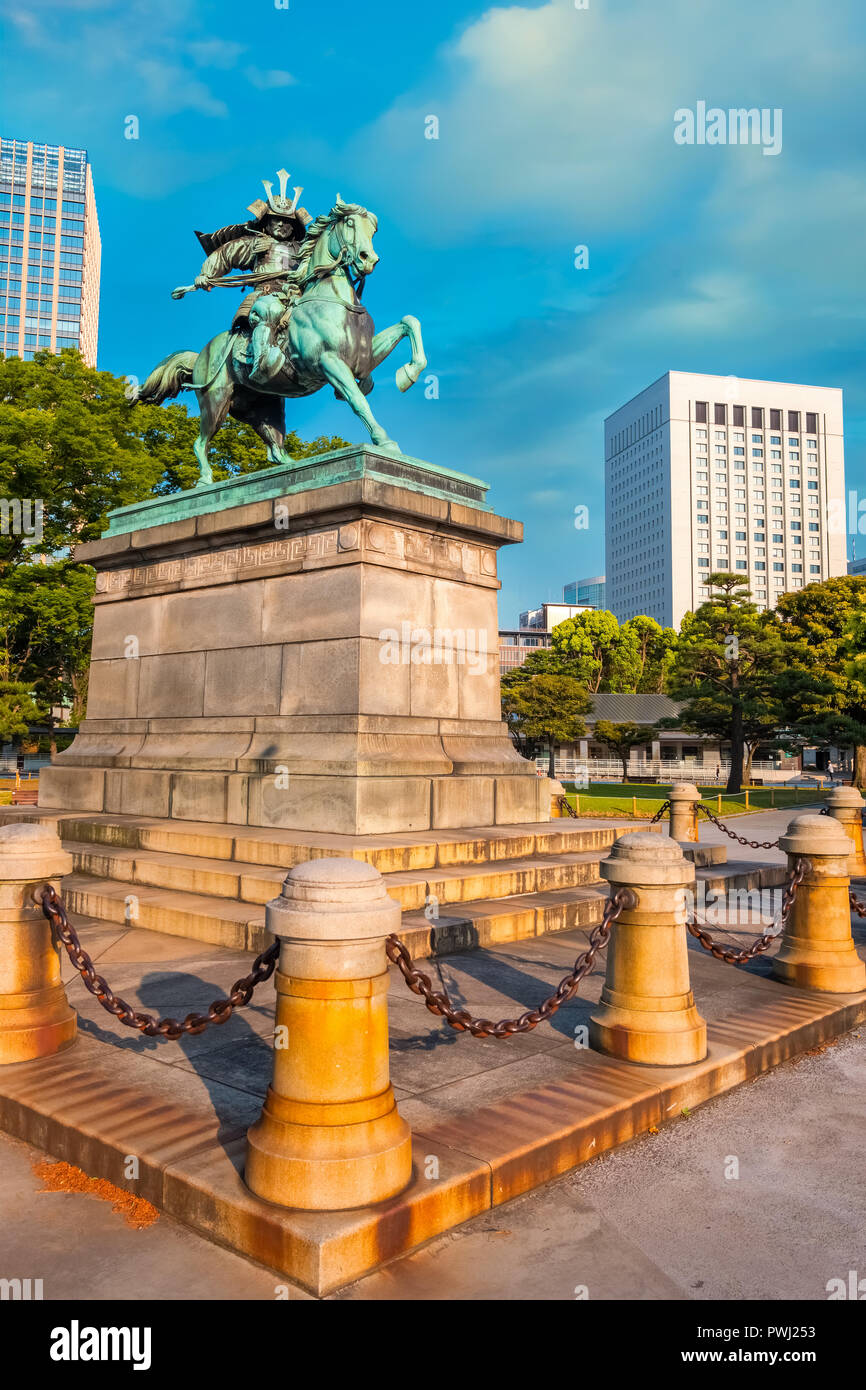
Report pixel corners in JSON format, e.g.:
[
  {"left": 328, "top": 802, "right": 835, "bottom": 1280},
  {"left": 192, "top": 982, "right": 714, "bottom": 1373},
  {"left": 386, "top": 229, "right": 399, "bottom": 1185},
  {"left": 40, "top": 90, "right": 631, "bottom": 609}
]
[
  {"left": 40, "top": 448, "right": 543, "bottom": 835},
  {"left": 0, "top": 823, "right": 76, "bottom": 1064}
]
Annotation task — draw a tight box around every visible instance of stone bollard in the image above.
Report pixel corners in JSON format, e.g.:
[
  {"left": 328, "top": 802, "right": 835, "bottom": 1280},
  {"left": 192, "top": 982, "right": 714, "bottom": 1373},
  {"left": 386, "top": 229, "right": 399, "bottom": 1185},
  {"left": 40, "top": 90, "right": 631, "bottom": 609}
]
[
  {"left": 548, "top": 779, "right": 567, "bottom": 818},
  {"left": 668, "top": 782, "right": 701, "bottom": 843},
  {"left": 245, "top": 858, "right": 413, "bottom": 1210},
  {"left": 589, "top": 832, "right": 707, "bottom": 1065},
  {"left": 0, "top": 822, "right": 76, "bottom": 1064},
  {"left": 824, "top": 786, "right": 866, "bottom": 879},
  {"left": 772, "top": 814, "right": 866, "bottom": 993}
]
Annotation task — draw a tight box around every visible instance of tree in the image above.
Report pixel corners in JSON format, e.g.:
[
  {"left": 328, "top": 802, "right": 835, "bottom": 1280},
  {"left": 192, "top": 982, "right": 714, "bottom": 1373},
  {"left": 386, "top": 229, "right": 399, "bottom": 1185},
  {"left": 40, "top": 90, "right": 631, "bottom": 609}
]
[
  {"left": 501, "top": 674, "right": 590, "bottom": 777},
  {"left": 0, "top": 561, "right": 95, "bottom": 728},
  {"left": 0, "top": 349, "right": 163, "bottom": 569},
  {"left": 550, "top": 610, "right": 641, "bottom": 692},
  {"left": 775, "top": 576, "right": 866, "bottom": 787},
  {"left": 665, "top": 573, "right": 791, "bottom": 793},
  {"left": 592, "top": 720, "right": 656, "bottom": 781},
  {"left": 620, "top": 615, "right": 678, "bottom": 693},
  {"left": 0, "top": 678, "right": 43, "bottom": 746}
]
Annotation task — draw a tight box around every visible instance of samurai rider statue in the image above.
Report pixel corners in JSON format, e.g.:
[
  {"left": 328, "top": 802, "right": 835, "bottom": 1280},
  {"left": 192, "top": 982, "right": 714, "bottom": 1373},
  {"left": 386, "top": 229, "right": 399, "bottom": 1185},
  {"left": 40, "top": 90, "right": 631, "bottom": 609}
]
[
  {"left": 185, "top": 168, "right": 311, "bottom": 387},
  {"left": 138, "top": 167, "right": 427, "bottom": 485}
]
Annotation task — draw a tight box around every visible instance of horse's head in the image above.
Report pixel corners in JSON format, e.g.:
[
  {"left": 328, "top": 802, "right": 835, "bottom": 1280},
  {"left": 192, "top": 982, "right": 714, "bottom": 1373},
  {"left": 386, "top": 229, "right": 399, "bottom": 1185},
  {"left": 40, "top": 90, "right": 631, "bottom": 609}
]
[
  {"left": 328, "top": 196, "right": 379, "bottom": 279},
  {"left": 295, "top": 197, "right": 379, "bottom": 286}
]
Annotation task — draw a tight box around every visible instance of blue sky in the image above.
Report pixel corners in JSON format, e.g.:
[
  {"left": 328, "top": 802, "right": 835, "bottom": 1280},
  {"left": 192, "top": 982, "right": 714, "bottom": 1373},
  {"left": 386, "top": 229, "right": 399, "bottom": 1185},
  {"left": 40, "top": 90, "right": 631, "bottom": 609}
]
[{"left": 2, "top": 0, "right": 865, "bottom": 623}]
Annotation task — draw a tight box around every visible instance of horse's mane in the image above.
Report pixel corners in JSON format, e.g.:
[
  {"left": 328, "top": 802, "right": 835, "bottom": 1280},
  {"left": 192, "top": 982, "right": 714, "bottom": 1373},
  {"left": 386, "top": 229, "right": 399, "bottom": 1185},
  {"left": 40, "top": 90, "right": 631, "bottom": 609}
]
[{"left": 288, "top": 201, "right": 376, "bottom": 287}]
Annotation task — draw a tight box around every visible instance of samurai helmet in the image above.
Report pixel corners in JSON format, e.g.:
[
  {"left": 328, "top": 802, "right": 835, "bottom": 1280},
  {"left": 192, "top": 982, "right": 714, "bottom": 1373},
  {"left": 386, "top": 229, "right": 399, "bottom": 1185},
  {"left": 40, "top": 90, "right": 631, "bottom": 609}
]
[{"left": 247, "top": 168, "right": 311, "bottom": 237}]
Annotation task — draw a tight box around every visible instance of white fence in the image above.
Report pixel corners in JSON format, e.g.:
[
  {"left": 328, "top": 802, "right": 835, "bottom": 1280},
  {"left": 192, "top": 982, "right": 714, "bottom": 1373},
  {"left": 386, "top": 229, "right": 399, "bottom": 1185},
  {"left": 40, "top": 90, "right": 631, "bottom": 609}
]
[{"left": 536, "top": 757, "right": 824, "bottom": 786}]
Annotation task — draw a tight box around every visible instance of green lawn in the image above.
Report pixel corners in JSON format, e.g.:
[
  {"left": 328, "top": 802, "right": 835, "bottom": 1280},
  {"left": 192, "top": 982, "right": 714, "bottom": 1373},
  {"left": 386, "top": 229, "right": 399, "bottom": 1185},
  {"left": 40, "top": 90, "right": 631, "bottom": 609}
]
[{"left": 559, "top": 782, "right": 829, "bottom": 819}]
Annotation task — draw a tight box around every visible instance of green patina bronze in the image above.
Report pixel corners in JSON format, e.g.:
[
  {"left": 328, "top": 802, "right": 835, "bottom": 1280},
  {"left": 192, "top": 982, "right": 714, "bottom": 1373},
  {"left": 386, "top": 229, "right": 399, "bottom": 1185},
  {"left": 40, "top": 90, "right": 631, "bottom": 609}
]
[
  {"left": 136, "top": 169, "right": 428, "bottom": 487},
  {"left": 104, "top": 445, "right": 491, "bottom": 536}
]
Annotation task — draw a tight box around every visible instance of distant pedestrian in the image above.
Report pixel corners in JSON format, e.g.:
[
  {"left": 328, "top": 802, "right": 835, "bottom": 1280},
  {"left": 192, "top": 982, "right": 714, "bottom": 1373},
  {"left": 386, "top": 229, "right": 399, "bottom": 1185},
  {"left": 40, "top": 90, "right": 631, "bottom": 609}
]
[{"left": 715, "top": 763, "right": 720, "bottom": 782}]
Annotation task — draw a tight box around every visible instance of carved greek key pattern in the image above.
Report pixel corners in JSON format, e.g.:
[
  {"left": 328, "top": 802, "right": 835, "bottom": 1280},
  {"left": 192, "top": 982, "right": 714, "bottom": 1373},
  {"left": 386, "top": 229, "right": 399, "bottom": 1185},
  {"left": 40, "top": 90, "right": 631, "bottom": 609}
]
[{"left": 94, "top": 520, "right": 497, "bottom": 593}]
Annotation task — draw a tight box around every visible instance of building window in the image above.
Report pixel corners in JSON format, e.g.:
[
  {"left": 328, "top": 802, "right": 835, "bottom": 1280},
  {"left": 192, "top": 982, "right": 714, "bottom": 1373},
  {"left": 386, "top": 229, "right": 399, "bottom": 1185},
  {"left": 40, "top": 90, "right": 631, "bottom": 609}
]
[
  {"left": 806, "top": 412, "right": 817, "bottom": 433},
  {"left": 714, "top": 403, "right": 727, "bottom": 425},
  {"left": 733, "top": 405, "right": 745, "bottom": 426},
  {"left": 770, "top": 409, "right": 782, "bottom": 429},
  {"left": 752, "top": 407, "right": 763, "bottom": 428},
  {"left": 695, "top": 401, "right": 708, "bottom": 423},
  {"left": 787, "top": 411, "right": 800, "bottom": 432}
]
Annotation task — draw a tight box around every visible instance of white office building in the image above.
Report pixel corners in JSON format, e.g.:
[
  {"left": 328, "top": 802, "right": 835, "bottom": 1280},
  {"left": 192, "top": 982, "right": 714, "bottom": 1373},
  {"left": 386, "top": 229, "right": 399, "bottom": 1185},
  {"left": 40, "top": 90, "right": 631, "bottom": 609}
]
[{"left": 605, "top": 371, "right": 847, "bottom": 627}]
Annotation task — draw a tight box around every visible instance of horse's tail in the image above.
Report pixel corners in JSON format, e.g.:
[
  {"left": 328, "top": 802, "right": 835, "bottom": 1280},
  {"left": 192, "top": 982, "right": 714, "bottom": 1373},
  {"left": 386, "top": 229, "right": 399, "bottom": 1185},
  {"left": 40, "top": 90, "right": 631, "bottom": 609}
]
[{"left": 136, "top": 349, "right": 198, "bottom": 404}]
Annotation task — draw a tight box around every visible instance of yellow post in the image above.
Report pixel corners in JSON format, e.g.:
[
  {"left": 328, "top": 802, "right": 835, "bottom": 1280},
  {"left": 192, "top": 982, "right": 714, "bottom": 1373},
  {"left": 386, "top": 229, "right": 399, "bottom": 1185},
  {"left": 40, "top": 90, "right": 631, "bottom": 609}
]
[
  {"left": 632, "top": 796, "right": 638, "bottom": 817},
  {"left": 548, "top": 778, "right": 566, "bottom": 819},
  {"left": 0, "top": 822, "right": 76, "bottom": 1064},
  {"left": 246, "top": 858, "right": 412, "bottom": 1211},
  {"left": 668, "top": 782, "right": 701, "bottom": 843},
  {"left": 575, "top": 794, "right": 580, "bottom": 816},
  {"left": 717, "top": 793, "right": 722, "bottom": 814},
  {"left": 824, "top": 786, "right": 866, "bottom": 879},
  {"left": 590, "top": 832, "right": 706, "bottom": 1065},
  {"left": 744, "top": 789, "right": 750, "bottom": 810},
  {"left": 773, "top": 815, "right": 866, "bottom": 993}
]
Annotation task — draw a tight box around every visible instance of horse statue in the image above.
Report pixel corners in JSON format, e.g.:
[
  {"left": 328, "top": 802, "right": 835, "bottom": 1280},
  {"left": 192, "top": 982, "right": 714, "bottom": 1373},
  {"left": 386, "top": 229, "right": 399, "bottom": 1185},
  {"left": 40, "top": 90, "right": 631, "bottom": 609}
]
[{"left": 137, "top": 197, "right": 426, "bottom": 485}]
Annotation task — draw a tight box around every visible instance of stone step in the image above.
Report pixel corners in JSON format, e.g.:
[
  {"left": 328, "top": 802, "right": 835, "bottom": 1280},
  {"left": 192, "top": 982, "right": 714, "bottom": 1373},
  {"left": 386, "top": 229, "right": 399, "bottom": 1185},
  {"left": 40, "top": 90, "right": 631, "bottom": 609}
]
[
  {"left": 63, "top": 873, "right": 264, "bottom": 953},
  {"left": 0, "top": 806, "right": 655, "bottom": 874},
  {"left": 62, "top": 859, "right": 788, "bottom": 963},
  {"left": 64, "top": 840, "right": 609, "bottom": 912},
  {"left": 399, "top": 885, "right": 610, "bottom": 958}
]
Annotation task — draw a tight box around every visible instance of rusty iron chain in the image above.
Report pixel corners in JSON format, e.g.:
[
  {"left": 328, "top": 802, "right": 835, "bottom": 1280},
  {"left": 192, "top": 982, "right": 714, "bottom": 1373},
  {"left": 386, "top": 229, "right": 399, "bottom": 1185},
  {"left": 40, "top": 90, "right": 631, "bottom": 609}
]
[
  {"left": 37, "top": 883, "right": 278, "bottom": 1040},
  {"left": 649, "top": 800, "right": 671, "bottom": 825},
  {"left": 686, "top": 857, "right": 806, "bottom": 964},
  {"left": 850, "top": 889, "right": 866, "bottom": 918},
  {"left": 385, "top": 887, "right": 635, "bottom": 1038},
  {"left": 696, "top": 802, "right": 780, "bottom": 850},
  {"left": 555, "top": 795, "right": 578, "bottom": 819}
]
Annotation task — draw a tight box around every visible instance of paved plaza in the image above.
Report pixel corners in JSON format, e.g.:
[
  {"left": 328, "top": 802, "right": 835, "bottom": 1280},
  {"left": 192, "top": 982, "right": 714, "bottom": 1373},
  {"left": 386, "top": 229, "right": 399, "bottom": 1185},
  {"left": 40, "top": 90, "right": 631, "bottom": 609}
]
[
  {"left": 2, "top": 1023, "right": 862, "bottom": 1302},
  {"left": 1, "top": 805, "right": 863, "bottom": 1296}
]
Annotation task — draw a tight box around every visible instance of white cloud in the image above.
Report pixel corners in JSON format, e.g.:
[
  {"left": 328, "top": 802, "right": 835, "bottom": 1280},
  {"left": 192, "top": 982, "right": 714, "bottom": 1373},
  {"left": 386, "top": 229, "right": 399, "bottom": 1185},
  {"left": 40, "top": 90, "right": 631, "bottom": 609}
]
[
  {"left": 244, "top": 67, "right": 296, "bottom": 90},
  {"left": 188, "top": 39, "right": 246, "bottom": 69},
  {"left": 136, "top": 60, "right": 228, "bottom": 119}
]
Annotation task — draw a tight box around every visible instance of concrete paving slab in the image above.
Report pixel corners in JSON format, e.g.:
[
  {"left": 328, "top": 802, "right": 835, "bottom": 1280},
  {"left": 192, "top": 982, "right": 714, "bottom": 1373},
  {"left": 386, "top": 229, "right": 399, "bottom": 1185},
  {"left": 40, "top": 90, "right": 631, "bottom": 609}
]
[{"left": 1, "top": 898, "right": 864, "bottom": 1295}]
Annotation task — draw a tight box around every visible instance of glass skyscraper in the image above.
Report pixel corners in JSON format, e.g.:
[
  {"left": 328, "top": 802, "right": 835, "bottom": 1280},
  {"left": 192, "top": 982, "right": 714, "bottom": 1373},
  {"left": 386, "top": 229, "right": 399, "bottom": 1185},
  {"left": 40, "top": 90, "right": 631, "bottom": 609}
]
[
  {"left": 563, "top": 575, "right": 606, "bottom": 609},
  {"left": 0, "top": 137, "right": 100, "bottom": 366}
]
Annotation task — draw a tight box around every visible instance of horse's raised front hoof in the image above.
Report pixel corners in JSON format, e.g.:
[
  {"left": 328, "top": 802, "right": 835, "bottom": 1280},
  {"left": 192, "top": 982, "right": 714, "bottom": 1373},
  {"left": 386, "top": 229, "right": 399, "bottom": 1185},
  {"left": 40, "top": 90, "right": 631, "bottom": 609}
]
[{"left": 395, "top": 364, "right": 416, "bottom": 393}]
